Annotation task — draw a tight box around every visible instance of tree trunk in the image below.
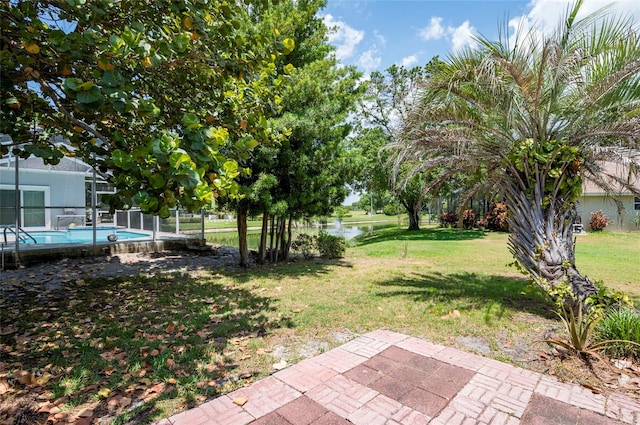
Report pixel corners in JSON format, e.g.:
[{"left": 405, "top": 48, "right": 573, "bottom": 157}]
[
  {"left": 505, "top": 188, "right": 598, "bottom": 307},
  {"left": 402, "top": 200, "right": 421, "bottom": 231},
  {"left": 237, "top": 201, "right": 249, "bottom": 267},
  {"left": 258, "top": 209, "right": 269, "bottom": 264},
  {"left": 275, "top": 217, "right": 286, "bottom": 262},
  {"left": 269, "top": 215, "right": 275, "bottom": 262},
  {"left": 283, "top": 214, "right": 293, "bottom": 261}
]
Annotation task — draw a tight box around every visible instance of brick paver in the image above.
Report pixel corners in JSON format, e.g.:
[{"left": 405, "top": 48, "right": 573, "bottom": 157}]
[
  {"left": 274, "top": 358, "right": 338, "bottom": 392},
  {"left": 155, "top": 330, "right": 638, "bottom": 425}
]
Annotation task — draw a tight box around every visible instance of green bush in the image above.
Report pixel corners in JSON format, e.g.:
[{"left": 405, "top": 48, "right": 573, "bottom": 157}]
[
  {"left": 291, "top": 233, "right": 316, "bottom": 259},
  {"left": 316, "top": 231, "right": 346, "bottom": 259},
  {"left": 594, "top": 307, "right": 640, "bottom": 359},
  {"left": 383, "top": 204, "right": 400, "bottom": 216}
]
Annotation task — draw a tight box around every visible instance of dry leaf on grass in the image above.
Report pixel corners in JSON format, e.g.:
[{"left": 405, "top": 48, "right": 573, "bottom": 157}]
[{"left": 440, "top": 310, "right": 461, "bottom": 319}]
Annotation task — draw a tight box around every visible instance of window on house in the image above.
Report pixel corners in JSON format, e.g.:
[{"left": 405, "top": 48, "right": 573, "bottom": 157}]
[
  {"left": 0, "top": 189, "right": 16, "bottom": 226},
  {"left": 635, "top": 197, "right": 640, "bottom": 211},
  {"left": 0, "top": 187, "right": 48, "bottom": 227},
  {"left": 23, "top": 190, "right": 45, "bottom": 226}
]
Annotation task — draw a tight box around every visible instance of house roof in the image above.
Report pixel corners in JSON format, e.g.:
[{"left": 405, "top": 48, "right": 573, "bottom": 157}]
[
  {"left": 0, "top": 134, "right": 95, "bottom": 175},
  {"left": 582, "top": 160, "right": 640, "bottom": 196}
]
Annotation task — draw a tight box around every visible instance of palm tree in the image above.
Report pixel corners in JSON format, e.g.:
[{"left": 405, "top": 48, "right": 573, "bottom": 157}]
[{"left": 396, "top": 0, "right": 640, "bottom": 307}]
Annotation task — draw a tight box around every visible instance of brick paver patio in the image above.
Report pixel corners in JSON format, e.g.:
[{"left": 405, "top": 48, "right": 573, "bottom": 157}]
[{"left": 155, "top": 330, "right": 640, "bottom": 425}]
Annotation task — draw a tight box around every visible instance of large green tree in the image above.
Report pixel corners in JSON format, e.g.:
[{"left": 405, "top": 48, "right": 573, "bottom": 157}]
[
  {"left": 1, "top": 0, "right": 292, "bottom": 217},
  {"left": 229, "top": 0, "right": 362, "bottom": 265},
  {"left": 355, "top": 62, "right": 444, "bottom": 230},
  {"left": 398, "top": 1, "right": 640, "bottom": 306}
]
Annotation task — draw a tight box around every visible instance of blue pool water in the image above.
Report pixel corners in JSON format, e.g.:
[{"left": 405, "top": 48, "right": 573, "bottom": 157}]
[{"left": 21, "top": 227, "right": 149, "bottom": 244}]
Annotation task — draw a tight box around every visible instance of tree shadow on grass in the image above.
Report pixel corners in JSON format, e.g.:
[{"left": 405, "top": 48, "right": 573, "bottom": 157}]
[
  {"left": 375, "top": 271, "right": 556, "bottom": 319},
  {"left": 0, "top": 265, "right": 294, "bottom": 424},
  {"left": 354, "top": 227, "right": 488, "bottom": 246},
  {"left": 227, "top": 257, "right": 352, "bottom": 284}
]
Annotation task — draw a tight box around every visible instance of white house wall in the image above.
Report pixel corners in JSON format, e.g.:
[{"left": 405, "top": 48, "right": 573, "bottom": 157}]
[
  {"left": 577, "top": 194, "right": 639, "bottom": 232},
  {"left": 0, "top": 167, "right": 86, "bottom": 229}
]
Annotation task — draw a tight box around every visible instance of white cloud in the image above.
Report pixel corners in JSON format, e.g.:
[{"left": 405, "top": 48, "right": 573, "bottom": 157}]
[
  {"left": 508, "top": 0, "right": 640, "bottom": 47},
  {"left": 323, "top": 14, "right": 365, "bottom": 61},
  {"left": 357, "top": 49, "right": 382, "bottom": 74},
  {"left": 374, "top": 30, "right": 386, "bottom": 47},
  {"left": 450, "top": 21, "right": 477, "bottom": 52},
  {"left": 419, "top": 16, "right": 477, "bottom": 52},
  {"left": 419, "top": 17, "right": 445, "bottom": 40},
  {"left": 399, "top": 54, "right": 419, "bottom": 68}
]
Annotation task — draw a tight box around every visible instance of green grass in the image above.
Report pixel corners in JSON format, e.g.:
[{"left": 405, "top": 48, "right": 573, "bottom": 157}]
[
  {"left": 2, "top": 226, "right": 638, "bottom": 424},
  {"left": 573, "top": 231, "right": 640, "bottom": 305},
  {"left": 171, "top": 210, "right": 409, "bottom": 232}
]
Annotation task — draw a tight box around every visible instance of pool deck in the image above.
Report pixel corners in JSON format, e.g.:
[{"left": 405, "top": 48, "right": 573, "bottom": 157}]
[
  {"left": 0, "top": 231, "right": 202, "bottom": 269},
  {"left": 156, "top": 330, "right": 639, "bottom": 425}
]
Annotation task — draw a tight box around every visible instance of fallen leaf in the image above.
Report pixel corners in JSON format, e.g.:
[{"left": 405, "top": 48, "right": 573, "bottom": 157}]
[
  {"left": 77, "top": 408, "right": 94, "bottom": 417},
  {"left": 97, "top": 387, "right": 111, "bottom": 398},
  {"left": 0, "top": 380, "right": 9, "bottom": 395},
  {"left": 440, "top": 310, "right": 461, "bottom": 319},
  {"left": 233, "top": 396, "right": 248, "bottom": 406},
  {"left": 148, "top": 382, "right": 164, "bottom": 393},
  {"left": 37, "top": 402, "right": 52, "bottom": 413},
  {"left": 150, "top": 349, "right": 160, "bottom": 356},
  {"left": 34, "top": 373, "right": 52, "bottom": 386},
  {"left": 12, "top": 370, "right": 34, "bottom": 385},
  {"left": 120, "top": 397, "right": 132, "bottom": 407},
  {"left": 165, "top": 323, "right": 175, "bottom": 333},
  {"left": 107, "top": 396, "right": 121, "bottom": 408}
]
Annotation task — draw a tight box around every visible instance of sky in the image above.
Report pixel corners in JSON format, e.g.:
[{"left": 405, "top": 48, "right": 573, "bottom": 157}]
[
  {"left": 321, "top": 0, "right": 640, "bottom": 75},
  {"left": 326, "top": 0, "right": 640, "bottom": 205}
]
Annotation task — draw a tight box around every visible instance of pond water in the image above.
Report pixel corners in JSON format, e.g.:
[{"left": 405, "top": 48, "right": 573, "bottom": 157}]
[{"left": 205, "top": 221, "right": 397, "bottom": 249}]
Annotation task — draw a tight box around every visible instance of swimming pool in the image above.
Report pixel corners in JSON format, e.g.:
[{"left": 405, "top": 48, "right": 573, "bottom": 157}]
[{"left": 18, "top": 227, "right": 149, "bottom": 245}]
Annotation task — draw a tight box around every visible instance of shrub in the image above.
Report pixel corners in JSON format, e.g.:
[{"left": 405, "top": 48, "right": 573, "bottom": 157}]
[
  {"left": 589, "top": 210, "right": 608, "bottom": 231},
  {"left": 316, "top": 231, "right": 346, "bottom": 259},
  {"left": 439, "top": 212, "right": 458, "bottom": 228},
  {"left": 485, "top": 201, "right": 509, "bottom": 232},
  {"left": 291, "top": 233, "right": 316, "bottom": 259},
  {"left": 594, "top": 308, "right": 640, "bottom": 359},
  {"left": 383, "top": 204, "right": 400, "bottom": 216},
  {"left": 462, "top": 209, "right": 476, "bottom": 229}
]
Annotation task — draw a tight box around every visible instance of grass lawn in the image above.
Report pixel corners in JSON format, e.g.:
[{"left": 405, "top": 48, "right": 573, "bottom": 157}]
[
  {"left": 166, "top": 210, "right": 412, "bottom": 232},
  {"left": 1, "top": 227, "right": 638, "bottom": 424}
]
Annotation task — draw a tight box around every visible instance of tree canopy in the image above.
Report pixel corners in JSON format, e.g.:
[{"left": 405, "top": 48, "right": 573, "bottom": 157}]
[
  {"left": 1, "top": 0, "right": 293, "bottom": 217},
  {"left": 353, "top": 61, "right": 444, "bottom": 230},
  {"left": 225, "top": 0, "right": 363, "bottom": 264}
]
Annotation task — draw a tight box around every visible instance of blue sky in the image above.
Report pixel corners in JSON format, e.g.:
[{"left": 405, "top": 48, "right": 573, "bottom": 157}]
[{"left": 321, "top": 0, "right": 640, "bottom": 74}]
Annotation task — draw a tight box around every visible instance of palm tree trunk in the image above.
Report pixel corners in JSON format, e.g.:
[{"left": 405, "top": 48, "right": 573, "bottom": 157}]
[{"left": 505, "top": 188, "right": 598, "bottom": 307}]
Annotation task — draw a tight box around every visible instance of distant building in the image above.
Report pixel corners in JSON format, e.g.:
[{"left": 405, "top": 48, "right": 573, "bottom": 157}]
[
  {"left": 0, "top": 134, "right": 108, "bottom": 230},
  {"left": 577, "top": 160, "right": 640, "bottom": 232}
]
